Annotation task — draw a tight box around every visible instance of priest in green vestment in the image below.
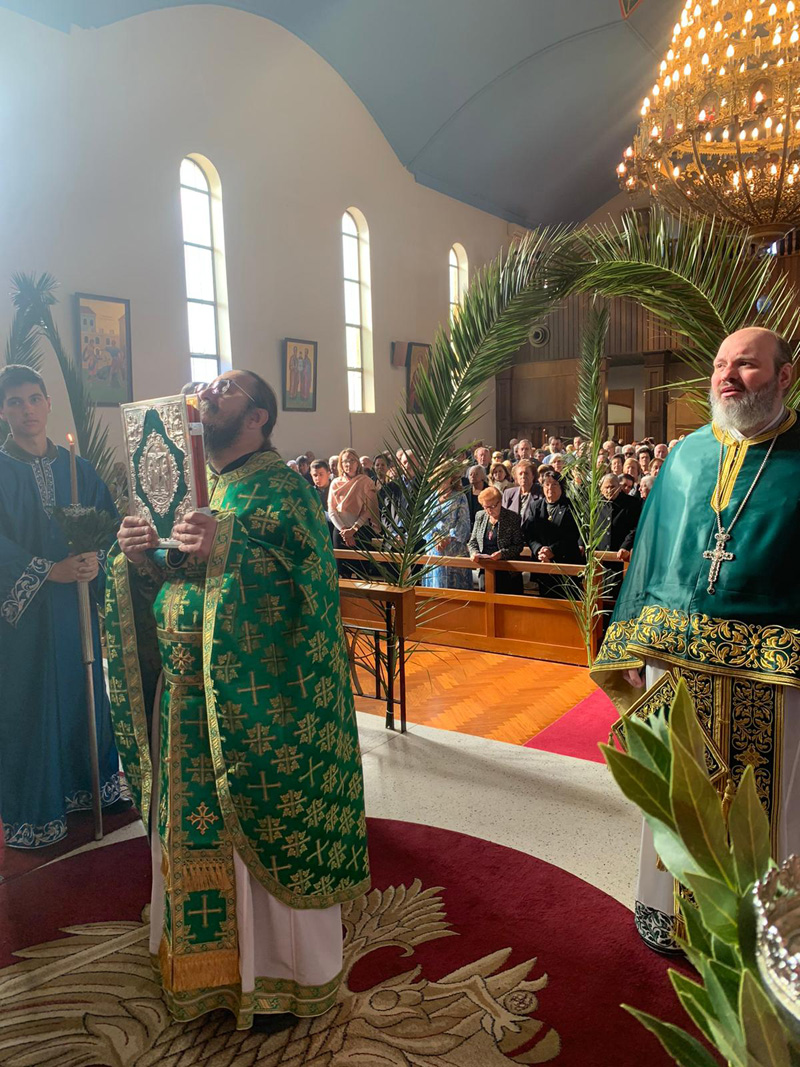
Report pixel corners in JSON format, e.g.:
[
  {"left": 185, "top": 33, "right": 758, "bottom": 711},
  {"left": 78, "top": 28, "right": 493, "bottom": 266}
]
[
  {"left": 591, "top": 327, "right": 800, "bottom": 953},
  {"left": 105, "top": 370, "right": 370, "bottom": 1029}
]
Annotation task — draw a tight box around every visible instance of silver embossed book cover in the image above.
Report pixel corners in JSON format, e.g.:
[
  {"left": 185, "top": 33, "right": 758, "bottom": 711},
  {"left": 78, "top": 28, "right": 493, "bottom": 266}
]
[{"left": 120, "top": 394, "right": 206, "bottom": 547}]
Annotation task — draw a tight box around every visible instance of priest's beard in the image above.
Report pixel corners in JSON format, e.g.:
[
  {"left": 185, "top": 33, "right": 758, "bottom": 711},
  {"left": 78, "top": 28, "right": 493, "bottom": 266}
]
[
  {"left": 201, "top": 402, "right": 249, "bottom": 457},
  {"left": 709, "top": 375, "right": 783, "bottom": 436}
]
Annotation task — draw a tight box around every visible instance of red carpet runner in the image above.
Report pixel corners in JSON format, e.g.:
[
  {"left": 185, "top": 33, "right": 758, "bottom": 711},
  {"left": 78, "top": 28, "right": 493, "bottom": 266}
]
[
  {"left": 0, "top": 818, "right": 695, "bottom": 1065},
  {"left": 524, "top": 690, "right": 619, "bottom": 763}
]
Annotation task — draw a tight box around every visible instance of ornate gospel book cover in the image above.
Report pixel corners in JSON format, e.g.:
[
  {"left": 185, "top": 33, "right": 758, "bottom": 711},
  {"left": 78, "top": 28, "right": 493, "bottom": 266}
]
[{"left": 120, "top": 394, "right": 208, "bottom": 547}]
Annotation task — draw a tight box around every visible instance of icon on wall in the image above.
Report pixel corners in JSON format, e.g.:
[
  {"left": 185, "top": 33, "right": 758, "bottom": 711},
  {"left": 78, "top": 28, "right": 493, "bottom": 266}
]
[
  {"left": 282, "top": 338, "right": 318, "bottom": 412},
  {"left": 75, "top": 293, "right": 133, "bottom": 407}
]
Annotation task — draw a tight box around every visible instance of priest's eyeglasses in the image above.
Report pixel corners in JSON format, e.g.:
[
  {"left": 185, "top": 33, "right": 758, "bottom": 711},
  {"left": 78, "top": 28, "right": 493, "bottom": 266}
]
[{"left": 196, "top": 379, "right": 257, "bottom": 405}]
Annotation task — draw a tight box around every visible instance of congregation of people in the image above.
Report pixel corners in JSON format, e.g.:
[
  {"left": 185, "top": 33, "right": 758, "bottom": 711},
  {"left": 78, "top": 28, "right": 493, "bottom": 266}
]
[{"left": 285, "top": 433, "right": 682, "bottom": 598}]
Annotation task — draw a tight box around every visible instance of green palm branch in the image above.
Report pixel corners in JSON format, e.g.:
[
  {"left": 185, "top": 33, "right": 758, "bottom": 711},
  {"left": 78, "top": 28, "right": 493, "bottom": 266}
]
[
  {"left": 367, "top": 228, "right": 570, "bottom": 589},
  {"left": 562, "top": 206, "right": 800, "bottom": 412},
  {"left": 4, "top": 272, "right": 116, "bottom": 486},
  {"left": 566, "top": 304, "right": 611, "bottom": 664}
]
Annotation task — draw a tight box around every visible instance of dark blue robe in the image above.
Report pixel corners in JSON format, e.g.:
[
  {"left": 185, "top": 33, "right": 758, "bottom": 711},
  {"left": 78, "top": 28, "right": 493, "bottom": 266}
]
[{"left": 0, "top": 436, "right": 121, "bottom": 848}]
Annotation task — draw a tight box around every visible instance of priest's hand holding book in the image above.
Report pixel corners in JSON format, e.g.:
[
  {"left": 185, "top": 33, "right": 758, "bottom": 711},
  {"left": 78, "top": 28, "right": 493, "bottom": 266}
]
[
  {"left": 117, "top": 515, "right": 160, "bottom": 564},
  {"left": 172, "top": 511, "right": 217, "bottom": 560}
]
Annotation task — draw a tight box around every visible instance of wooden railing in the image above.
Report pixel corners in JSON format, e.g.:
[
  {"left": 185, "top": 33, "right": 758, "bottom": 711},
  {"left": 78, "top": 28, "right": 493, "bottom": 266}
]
[{"left": 335, "top": 550, "right": 624, "bottom": 667}]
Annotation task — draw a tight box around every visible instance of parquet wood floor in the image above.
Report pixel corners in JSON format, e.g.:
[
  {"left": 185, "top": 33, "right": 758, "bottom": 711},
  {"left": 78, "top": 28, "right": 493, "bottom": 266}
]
[{"left": 353, "top": 644, "right": 597, "bottom": 745}]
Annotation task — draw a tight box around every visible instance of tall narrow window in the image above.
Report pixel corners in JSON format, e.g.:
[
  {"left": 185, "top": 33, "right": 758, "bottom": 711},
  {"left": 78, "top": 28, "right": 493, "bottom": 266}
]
[
  {"left": 449, "top": 243, "right": 469, "bottom": 321},
  {"left": 180, "top": 155, "right": 231, "bottom": 382},
  {"left": 341, "top": 208, "right": 374, "bottom": 413}
]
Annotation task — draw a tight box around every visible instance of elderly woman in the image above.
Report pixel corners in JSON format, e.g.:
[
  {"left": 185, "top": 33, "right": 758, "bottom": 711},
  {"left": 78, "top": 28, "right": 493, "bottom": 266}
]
[
  {"left": 465, "top": 463, "right": 488, "bottom": 526},
  {"left": 421, "top": 474, "right": 472, "bottom": 590},
  {"left": 550, "top": 453, "right": 567, "bottom": 475},
  {"left": 639, "top": 473, "right": 655, "bottom": 501},
  {"left": 489, "top": 460, "right": 514, "bottom": 493},
  {"left": 622, "top": 456, "right": 642, "bottom": 485},
  {"left": 468, "top": 486, "right": 525, "bottom": 595},
  {"left": 328, "top": 448, "right": 380, "bottom": 574},
  {"left": 650, "top": 457, "right": 664, "bottom": 477}
]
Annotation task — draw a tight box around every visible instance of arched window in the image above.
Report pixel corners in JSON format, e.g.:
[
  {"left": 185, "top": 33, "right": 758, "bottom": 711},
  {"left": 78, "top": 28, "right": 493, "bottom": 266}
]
[
  {"left": 449, "top": 243, "right": 469, "bottom": 321},
  {"left": 180, "top": 155, "right": 231, "bottom": 382},
  {"left": 341, "top": 208, "right": 375, "bottom": 414}
]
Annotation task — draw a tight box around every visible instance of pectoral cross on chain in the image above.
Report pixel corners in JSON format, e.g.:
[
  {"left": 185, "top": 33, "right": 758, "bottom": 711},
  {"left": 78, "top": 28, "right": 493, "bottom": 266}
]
[{"left": 703, "top": 532, "right": 734, "bottom": 595}]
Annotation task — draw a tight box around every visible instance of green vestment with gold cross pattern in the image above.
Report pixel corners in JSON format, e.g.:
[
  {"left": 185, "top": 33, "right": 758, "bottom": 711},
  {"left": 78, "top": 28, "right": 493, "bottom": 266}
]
[
  {"left": 104, "top": 449, "right": 369, "bottom": 1017},
  {"left": 591, "top": 413, "right": 800, "bottom": 951}
]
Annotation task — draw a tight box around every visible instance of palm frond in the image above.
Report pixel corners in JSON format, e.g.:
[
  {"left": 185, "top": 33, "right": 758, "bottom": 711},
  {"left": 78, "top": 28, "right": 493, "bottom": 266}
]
[
  {"left": 564, "top": 206, "right": 800, "bottom": 413},
  {"left": 365, "top": 227, "right": 572, "bottom": 587},
  {"left": 565, "top": 304, "right": 611, "bottom": 665},
  {"left": 3, "top": 272, "right": 117, "bottom": 486}
]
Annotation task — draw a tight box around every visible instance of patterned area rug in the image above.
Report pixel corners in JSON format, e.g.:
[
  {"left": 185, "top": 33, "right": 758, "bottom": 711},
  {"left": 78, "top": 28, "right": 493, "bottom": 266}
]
[{"left": 0, "top": 818, "right": 690, "bottom": 1066}]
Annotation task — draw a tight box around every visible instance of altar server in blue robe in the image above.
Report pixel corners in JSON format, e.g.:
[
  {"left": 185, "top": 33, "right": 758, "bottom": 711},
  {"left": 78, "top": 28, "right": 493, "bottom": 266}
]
[{"left": 0, "top": 365, "right": 121, "bottom": 848}]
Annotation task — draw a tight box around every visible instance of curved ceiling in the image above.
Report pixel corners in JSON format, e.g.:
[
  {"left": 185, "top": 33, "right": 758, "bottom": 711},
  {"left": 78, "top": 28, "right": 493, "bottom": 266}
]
[{"left": 0, "top": 0, "right": 678, "bottom": 227}]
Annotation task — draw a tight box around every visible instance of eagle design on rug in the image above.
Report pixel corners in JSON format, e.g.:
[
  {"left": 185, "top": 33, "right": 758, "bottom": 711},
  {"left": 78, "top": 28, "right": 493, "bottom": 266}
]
[{"left": 0, "top": 879, "right": 560, "bottom": 1065}]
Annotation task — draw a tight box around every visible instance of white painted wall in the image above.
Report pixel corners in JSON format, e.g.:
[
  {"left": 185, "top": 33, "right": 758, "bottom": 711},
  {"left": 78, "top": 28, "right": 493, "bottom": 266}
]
[{"left": 0, "top": 5, "right": 509, "bottom": 463}]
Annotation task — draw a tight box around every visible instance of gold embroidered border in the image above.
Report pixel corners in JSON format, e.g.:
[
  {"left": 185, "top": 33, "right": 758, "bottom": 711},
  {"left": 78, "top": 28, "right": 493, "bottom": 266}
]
[
  {"left": 162, "top": 665, "right": 238, "bottom": 974},
  {"left": 110, "top": 552, "right": 154, "bottom": 824},
  {"left": 592, "top": 607, "right": 800, "bottom": 692},
  {"left": 158, "top": 937, "right": 240, "bottom": 992},
  {"left": 151, "top": 953, "right": 342, "bottom": 1027},
  {"left": 202, "top": 511, "right": 370, "bottom": 910}
]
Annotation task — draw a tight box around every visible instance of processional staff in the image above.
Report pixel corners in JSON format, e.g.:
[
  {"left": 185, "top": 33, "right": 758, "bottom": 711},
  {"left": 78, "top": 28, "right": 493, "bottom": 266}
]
[{"left": 68, "top": 433, "right": 103, "bottom": 841}]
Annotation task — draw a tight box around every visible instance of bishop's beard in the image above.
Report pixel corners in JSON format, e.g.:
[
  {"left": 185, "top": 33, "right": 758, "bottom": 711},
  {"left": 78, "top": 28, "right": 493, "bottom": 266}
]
[{"left": 709, "top": 376, "right": 782, "bottom": 436}]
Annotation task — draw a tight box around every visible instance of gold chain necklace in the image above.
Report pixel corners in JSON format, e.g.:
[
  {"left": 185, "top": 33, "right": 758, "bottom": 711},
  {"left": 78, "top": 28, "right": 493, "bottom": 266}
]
[{"left": 703, "top": 427, "right": 780, "bottom": 595}]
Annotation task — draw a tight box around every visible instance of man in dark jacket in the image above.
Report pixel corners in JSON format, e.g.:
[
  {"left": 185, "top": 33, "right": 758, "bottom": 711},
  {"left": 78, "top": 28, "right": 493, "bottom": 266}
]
[{"left": 529, "top": 468, "right": 581, "bottom": 599}]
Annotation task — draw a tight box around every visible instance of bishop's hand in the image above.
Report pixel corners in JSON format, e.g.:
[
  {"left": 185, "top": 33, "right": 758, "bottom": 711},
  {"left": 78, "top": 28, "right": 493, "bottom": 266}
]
[
  {"left": 172, "top": 511, "right": 218, "bottom": 560},
  {"left": 117, "top": 516, "right": 159, "bottom": 564},
  {"left": 624, "top": 667, "right": 645, "bottom": 689}
]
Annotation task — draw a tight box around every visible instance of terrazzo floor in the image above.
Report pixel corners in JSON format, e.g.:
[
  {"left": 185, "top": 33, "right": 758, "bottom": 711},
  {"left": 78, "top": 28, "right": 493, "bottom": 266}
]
[{"left": 36, "top": 710, "right": 640, "bottom": 909}]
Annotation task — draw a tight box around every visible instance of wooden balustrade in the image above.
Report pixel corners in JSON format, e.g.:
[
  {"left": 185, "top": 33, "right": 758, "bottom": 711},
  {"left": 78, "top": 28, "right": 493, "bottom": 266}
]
[{"left": 334, "top": 550, "right": 624, "bottom": 666}]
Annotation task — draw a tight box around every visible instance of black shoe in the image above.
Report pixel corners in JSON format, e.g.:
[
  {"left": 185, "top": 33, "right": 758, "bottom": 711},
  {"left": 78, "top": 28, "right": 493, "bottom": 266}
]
[{"left": 251, "top": 1012, "right": 296, "bottom": 1034}]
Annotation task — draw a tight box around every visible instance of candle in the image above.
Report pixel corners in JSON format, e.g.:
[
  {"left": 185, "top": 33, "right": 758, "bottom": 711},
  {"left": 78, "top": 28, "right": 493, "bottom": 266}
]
[
  {"left": 67, "top": 433, "right": 78, "bottom": 505},
  {"left": 185, "top": 396, "right": 210, "bottom": 509}
]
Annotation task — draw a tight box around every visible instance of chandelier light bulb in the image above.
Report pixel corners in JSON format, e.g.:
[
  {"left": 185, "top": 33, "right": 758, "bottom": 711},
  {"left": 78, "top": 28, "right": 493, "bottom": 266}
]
[
  {"left": 673, "top": 165, "right": 681, "bottom": 177},
  {"left": 755, "top": 89, "right": 764, "bottom": 102},
  {"left": 702, "top": 51, "right": 710, "bottom": 63},
  {"left": 771, "top": 163, "right": 779, "bottom": 173},
  {"left": 694, "top": 3, "right": 701, "bottom": 13},
  {"left": 752, "top": 126, "right": 759, "bottom": 136},
  {"left": 706, "top": 130, "right": 713, "bottom": 140},
  {"left": 766, "top": 115, "right": 773, "bottom": 126},
  {"left": 653, "top": 84, "right": 660, "bottom": 95},
  {"left": 685, "top": 35, "right": 693, "bottom": 47},
  {"left": 715, "top": 19, "right": 723, "bottom": 29},
  {"left": 727, "top": 42, "right": 735, "bottom": 55},
  {"left": 745, "top": 7, "right": 753, "bottom": 20},
  {"left": 652, "top": 124, "right": 660, "bottom": 137},
  {"left": 774, "top": 31, "right": 782, "bottom": 43},
  {"left": 777, "top": 121, "right": 784, "bottom": 132},
  {"left": 792, "top": 27, "right": 799, "bottom": 39},
  {"left": 770, "top": 2, "right": 778, "bottom": 12},
  {"left": 700, "top": 27, "right": 707, "bottom": 38},
  {"left": 723, "top": 127, "right": 730, "bottom": 138},
  {"left": 699, "top": 108, "right": 707, "bottom": 120},
  {"left": 740, "top": 128, "right": 748, "bottom": 138},
  {"left": 789, "top": 0, "right": 796, "bottom": 12},
  {"left": 685, "top": 62, "right": 692, "bottom": 74}
]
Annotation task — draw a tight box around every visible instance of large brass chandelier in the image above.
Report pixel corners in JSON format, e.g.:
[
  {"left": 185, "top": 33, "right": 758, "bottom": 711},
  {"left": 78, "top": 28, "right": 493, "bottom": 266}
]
[{"left": 618, "top": 0, "right": 800, "bottom": 241}]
